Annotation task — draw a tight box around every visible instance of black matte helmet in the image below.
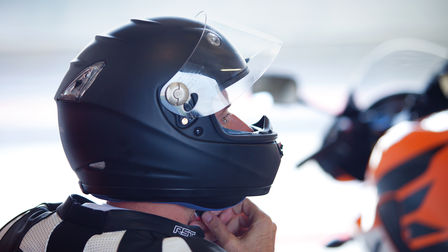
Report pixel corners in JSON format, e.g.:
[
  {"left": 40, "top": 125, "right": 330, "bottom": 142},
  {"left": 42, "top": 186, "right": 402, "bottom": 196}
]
[{"left": 55, "top": 15, "right": 283, "bottom": 210}]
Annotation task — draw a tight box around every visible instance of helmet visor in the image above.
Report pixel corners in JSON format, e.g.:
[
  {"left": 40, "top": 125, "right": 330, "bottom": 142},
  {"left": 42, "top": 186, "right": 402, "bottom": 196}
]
[
  {"left": 352, "top": 38, "right": 448, "bottom": 110},
  {"left": 160, "top": 14, "right": 282, "bottom": 118}
]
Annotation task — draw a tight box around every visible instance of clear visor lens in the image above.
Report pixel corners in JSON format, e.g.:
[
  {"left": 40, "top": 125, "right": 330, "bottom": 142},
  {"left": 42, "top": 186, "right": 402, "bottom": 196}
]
[
  {"left": 352, "top": 38, "right": 448, "bottom": 110},
  {"left": 160, "top": 13, "right": 282, "bottom": 119}
]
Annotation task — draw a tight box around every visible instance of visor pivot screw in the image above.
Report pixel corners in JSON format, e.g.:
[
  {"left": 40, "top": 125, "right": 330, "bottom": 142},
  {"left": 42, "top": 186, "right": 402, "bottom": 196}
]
[
  {"left": 194, "top": 127, "right": 203, "bottom": 136},
  {"left": 181, "top": 117, "right": 189, "bottom": 125},
  {"left": 165, "top": 82, "right": 190, "bottom": 106},
  {"left": 206, "top": 32, "right": 221, "bottom": 47}
]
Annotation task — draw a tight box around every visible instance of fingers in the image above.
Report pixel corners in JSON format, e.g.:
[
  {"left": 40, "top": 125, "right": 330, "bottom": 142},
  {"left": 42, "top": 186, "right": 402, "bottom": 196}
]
[
  {"left": 241, "top": 198, "right": 262, "bottom": 223},
  {"left": 226, "top": 214, "right": 249, "bottom": 236},
  {"left": 217, "top": 202, "right": 249, "bottom": 235},
  {"left": 202, "top": 211, "right": 237, "bottom": 249},
  {"left": 201, "top": 199, "right": 277, "bottom": 252},
  {"left": 217, "top": 208, "right": 234, "bottom": 224},
  {"left": 188, "top": 220, "right": 214, "bottom": 241}
]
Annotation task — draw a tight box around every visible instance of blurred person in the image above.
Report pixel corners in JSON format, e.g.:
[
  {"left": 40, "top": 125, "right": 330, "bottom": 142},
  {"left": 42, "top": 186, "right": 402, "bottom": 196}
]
[
  {"left": 0, "top": 15, "right": 283, "bottom": 252},
  {"left": 298, "top": 39, "right": 448, "bottom": 251}
]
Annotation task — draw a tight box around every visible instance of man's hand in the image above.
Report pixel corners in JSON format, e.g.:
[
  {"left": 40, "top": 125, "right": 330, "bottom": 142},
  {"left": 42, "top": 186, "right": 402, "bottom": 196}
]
[{"left": 195, "top": 199, "right": 277, "bottom": 252}]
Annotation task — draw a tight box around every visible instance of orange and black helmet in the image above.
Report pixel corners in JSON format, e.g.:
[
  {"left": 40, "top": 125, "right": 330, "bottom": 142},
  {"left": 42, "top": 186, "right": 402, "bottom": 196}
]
[{"left": 365, "top": 110, "right": 448, "bottom": 251}]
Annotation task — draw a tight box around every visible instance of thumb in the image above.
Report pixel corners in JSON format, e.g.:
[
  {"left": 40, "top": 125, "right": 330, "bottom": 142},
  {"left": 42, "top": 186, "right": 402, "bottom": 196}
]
[{"left": 202, "top": 211, "right": 236, "bottom": 249}]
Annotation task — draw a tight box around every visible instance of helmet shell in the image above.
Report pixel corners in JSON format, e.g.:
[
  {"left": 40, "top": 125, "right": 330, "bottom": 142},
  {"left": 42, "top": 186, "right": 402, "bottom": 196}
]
[
  {"left": 55, "top": 17, "right": 282, "bottom": 209},
  {"left": 366, "top": 110, "right": 448, "bottom": 251}
]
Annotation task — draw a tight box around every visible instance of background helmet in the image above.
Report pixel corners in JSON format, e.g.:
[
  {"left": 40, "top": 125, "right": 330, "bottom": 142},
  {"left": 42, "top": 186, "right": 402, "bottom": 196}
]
[
  {"left": 298, "top": 39, "right": 448, "bottom": 181},
  {"left": 301, "top": 47, "right": 448, "bottom": 251},
  {"left": 362, "top": 110, "right": 448, "bottom": 251},
  {"left": 55, "top": 16, "right": 283, "bottom": 210}
]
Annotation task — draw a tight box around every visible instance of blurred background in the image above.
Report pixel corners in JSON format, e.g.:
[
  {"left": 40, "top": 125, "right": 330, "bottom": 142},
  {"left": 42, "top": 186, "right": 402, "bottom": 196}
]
[{"left": 1, "top": 0, "right": 448, "bottom": 251}]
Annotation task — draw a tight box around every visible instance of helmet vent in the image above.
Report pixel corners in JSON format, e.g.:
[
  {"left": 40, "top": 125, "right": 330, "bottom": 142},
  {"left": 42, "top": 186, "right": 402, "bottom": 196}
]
[
  {"left": 130, "top": 19, "right": 161, "bottom": 26},
  {"left": 58, "top": 61, "right": 105, "bottom": 101},
  {"left": 89, "top": 161, "right": 106, "bottom": 170}
]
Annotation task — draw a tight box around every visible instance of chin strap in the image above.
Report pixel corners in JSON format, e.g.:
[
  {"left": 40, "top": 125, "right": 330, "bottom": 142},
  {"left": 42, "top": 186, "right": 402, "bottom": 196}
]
[{"left": 92, "top": 194, "right": 244, "bottom": 212}]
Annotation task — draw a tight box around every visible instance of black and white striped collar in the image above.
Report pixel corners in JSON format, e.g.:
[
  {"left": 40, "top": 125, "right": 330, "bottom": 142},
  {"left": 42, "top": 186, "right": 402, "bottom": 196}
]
[{"left": 56, "top": 194, "right": 204, "bottom": 239}]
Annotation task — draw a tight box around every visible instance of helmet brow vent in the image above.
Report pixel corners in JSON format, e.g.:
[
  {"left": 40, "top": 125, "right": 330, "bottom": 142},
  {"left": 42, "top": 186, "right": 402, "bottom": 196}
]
[
  {"left": 58, "top": 61, "right": 105, "bottom": 102},
  {"left": 131, "top": 19, "right": 161, "bottom": 26}
]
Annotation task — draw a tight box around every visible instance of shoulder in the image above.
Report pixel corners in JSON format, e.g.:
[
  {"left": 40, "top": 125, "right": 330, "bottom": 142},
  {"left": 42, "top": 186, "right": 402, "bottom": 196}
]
[{"left": 0, "top": 202, "right": 60, "bottom": 251}]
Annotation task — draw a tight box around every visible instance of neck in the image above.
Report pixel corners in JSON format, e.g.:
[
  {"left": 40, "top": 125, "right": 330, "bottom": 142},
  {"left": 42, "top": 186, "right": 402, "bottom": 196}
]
[{"left": 108, "top": 201, "right": 196, "bottom": 225}]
